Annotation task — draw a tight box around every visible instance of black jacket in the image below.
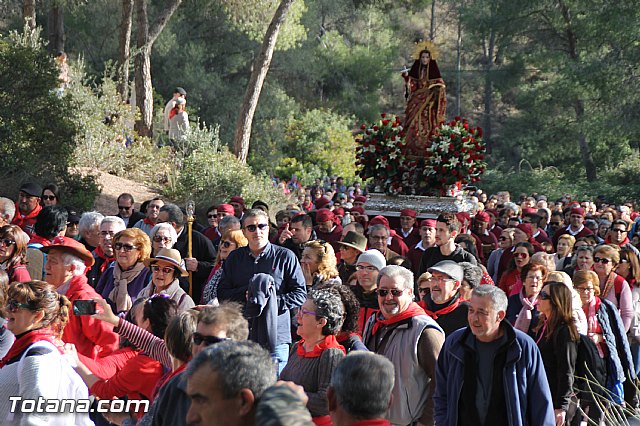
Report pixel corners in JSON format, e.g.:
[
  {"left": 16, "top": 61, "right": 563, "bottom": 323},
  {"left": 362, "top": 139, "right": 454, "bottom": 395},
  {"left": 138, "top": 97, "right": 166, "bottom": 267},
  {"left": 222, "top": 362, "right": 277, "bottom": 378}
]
[{"left": 173, "top": 228, "right": 216, "bottom": 303}]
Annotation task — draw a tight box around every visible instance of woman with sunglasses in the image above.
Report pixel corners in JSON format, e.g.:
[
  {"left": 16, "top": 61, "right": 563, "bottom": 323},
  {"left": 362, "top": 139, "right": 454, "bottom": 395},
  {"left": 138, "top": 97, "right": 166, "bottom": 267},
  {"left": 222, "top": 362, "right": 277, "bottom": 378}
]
[
  {"left": 138, "top": 248, "right": 195, "bottom": 312},
  {"left": 592, "top": 244, "right": 633, "bottom": 332},
  {"left": 487, "top": 227, "right": 515, "bottom": 283},
  {"left": 149, "top": 223, "right": 178, "bottom": 257},
  {"left": 573, "top": 270, "right": 636, "bottom": 420},
  {"left": 201, "top": 230, "right": 248, "bottom": 305},
  {"left": 279, "top": 289, "right": 345, "bottom": 424},
  {"left": 506, "top": 263, "right": 547, "bottom": 335},
  {"left": 96, "top": 228, "right": 152, "bottom": 313},
  {"left": 41, "top": 183, "right": 60, "bottom": 207},
  {"left": 0, "top": 280, "right": 92, "bottom": 425},
  {"left": 534, "top": 281, "right": 580, "bottom": 426},
  {"left": 300, "top": 240, "right": 341, "bottom": 290},
  {"left": 0, "top": 225, "right": 31, "bottom": 283},
  {"left": 499, "top": 241, "right": 534, "bottom": 297}
]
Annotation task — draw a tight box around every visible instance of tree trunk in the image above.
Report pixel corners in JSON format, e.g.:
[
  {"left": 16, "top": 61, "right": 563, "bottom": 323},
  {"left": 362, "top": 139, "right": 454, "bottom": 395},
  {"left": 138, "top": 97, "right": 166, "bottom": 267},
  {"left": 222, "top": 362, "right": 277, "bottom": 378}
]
[
  {"left": 574, "top": 99, "right": 597, "bottom": 181},
  {"left": 430, "top": 0, "right": 436, "bottom": 41},
  {"left": 482, "top": 2, "right": 496, "bottom": 153},
  {"left": 234, "top": 0, "right": 297, "bottom": 163},
  {"left": 47, "top": 2, "right": 65, "bottom": 53},
  {"left": 118, "top": 0, "right": 134, "bottom": 101},
  {"left": 23, "top": 0, "right": 36, "bottom": 31}
]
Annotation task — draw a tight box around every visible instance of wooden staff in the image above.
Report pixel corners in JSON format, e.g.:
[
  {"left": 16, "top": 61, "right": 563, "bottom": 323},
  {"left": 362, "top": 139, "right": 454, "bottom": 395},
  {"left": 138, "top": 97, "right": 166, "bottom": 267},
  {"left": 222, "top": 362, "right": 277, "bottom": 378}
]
[{"left": 186, "top": 200, "right": 195, "bottom": 297}]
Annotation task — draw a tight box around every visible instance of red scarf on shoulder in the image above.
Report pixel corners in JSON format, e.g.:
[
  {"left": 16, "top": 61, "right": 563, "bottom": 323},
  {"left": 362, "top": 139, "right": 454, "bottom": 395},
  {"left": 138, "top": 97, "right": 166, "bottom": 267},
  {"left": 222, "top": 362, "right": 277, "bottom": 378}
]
[
  {"left": 143, "top": 218, "right": 156, "bottom": 226},
  {"left": 419, "top": 296, "right": 461, "bottom": 320},
  {"left": 0, "top": 328, "right": 63, "bottom": 368},
  {"left": 371, "top": 302, "right": 426, "bottom": 336},
  {"left": 94, "top": 246, "right": 115, "bottom": 273},
  {"left": 297, "top": 335, "right": 346, "bottom": 358}
]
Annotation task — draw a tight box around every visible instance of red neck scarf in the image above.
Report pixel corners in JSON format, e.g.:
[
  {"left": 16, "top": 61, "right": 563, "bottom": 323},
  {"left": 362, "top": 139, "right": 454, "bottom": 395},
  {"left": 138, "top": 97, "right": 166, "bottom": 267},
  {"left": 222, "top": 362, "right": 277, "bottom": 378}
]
[
  {"left": 605, "top": 235, "right": 630, "bottom": 247},
  {"left": 28, "top": 234, "right": 51, "bottom": 246},
  {"left": 421, "top": 296, "right": 462, "bottom": 320},
  {"left": 94, "top": 246, "right": 115, "bottom": 273},
  {"left": 297, "top": 335, "right": 345, "bottom": 358},
  {"left": 371, "top": 302, "right": 426, "bottom": 336},
  {"left": 143, "top": 217, "right": 156, "bottom": 226},
  {"left": 0, "top": 328, "right": 63, "bottom": 368}
]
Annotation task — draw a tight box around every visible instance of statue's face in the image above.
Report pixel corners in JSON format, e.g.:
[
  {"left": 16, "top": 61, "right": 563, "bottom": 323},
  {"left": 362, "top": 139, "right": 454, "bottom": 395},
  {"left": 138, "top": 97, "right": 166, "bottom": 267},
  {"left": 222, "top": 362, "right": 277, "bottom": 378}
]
[{"left": 420, "top": 52, "right": 430, "bottom": 65}]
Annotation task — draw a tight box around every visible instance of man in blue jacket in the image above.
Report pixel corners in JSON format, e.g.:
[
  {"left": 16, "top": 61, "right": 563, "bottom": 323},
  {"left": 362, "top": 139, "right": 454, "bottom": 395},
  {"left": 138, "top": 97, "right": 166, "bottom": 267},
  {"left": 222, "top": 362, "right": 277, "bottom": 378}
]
[{"left": 434, "top": 285, "right": 555, "bottom": 426}]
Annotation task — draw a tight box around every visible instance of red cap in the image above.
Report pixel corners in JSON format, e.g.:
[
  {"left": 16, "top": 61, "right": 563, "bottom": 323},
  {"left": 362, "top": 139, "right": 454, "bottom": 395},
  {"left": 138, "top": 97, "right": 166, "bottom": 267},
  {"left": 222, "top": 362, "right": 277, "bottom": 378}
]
[
  {"left": 420, "top": 219, "right": 437, "bottom": 228},
  {"left": 456, "top": 212, "right": 471, "bottom": 223},
  {"left": 354, "top": 195, "right": 367, "bottom": 203},
  {"left": 522, "top": 208, "right": 537, "bottom": 215},
  {"left": 570, "top": 207, "right": 586, "bottom": 217},
  {"left": 217, "top": 204, "right": 235, "bottom": 215},
  {"left": 229, "top": 196, "right": 245, "bottom": 206},
  {"left": 315, "top": 196, "right": 332, "bottom": 209},
  {"left": 516, "top": 223, "right": 533, "bottom": 238},
  {"left": 474, "top": 212, "right": 490, "bottom": 223},
  {"left": 350, "top": 207, "right": 365, "bottom": 215},
  {"left": 485, "top": 209, "right": 498, "bottom": 217},
  {"left": 333, "top": 207, "right": 345, "bottom": 217},
  {"left": 369, "top": 215, "right": 390, "bottom": 230},
  {"left": 316, "top": 208, "right": 335, "bottom": 223},
  {"left": 41, "top": 236, "right": 95, "bottom": 267},
  {"left": 400, "top": 208, "right": 417, "bottom": 218}
]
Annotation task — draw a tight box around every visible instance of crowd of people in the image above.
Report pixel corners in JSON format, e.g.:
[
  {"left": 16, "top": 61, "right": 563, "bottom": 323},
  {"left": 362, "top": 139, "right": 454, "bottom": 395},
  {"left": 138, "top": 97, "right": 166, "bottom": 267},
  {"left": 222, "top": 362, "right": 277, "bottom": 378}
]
[{"left": 1, "top": 179, "right": 640, "bottom": 425}]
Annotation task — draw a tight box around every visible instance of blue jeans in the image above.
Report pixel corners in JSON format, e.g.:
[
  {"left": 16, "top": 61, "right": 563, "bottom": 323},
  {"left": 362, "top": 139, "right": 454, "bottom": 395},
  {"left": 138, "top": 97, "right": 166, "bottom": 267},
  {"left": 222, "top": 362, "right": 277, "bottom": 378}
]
[
  {"left": 272, "top": 343, "right": 290, "bottom": 376},
  {"left": 631, "top": 343, "right": 640, "bottom": 376}
]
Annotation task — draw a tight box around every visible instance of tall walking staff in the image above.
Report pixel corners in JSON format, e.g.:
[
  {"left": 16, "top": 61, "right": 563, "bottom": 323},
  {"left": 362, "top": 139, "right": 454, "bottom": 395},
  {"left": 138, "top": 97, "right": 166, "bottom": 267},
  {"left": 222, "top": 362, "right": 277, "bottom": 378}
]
[{"left": 186, "top": 200, "right": 195, "bottom": 297}]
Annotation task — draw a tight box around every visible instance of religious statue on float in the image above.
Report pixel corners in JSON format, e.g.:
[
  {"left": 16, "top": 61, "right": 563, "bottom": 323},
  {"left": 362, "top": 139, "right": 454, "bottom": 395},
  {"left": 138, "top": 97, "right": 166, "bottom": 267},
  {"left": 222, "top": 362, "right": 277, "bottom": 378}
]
[{"left": 401, "top": 41, "right": 447, "bottom": 156}]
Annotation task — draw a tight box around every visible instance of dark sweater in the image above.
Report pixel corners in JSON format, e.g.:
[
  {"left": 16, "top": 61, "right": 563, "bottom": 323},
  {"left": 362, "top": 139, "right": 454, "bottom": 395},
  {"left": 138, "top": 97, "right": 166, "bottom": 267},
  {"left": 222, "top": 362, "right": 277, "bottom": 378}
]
[
  {"left": 419, "top": 244, "right": 477, "bottom": 275},
  {"left": 535, "top": 324, "right": 578, "bottom": 410}
]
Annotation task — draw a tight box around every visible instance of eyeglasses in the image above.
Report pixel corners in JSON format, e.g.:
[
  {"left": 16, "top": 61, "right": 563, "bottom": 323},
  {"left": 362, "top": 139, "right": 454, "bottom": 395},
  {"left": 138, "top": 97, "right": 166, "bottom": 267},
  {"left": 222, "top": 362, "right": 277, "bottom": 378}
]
[
  {"left": 118, "top": 205, "right": 132, "bottom": 211},
  {"left": 575, "top": 286, "right": 595, "bottom": 293},
  {"left": 593, "top": 257, "right": 611, "bottom": 265},
  {"left": 538, "top": 291, "right": 551, "bottom": 300},
  {"left": 192, "top": 332, "right": 228, "bottom": 346},
  {"left": 152, "top": 235, "right": 171, "bottom": 243},
  {"left": 418, "top": 288, "right": 429, "bottom": 294},
  {"left": 611, "top": 228, "right": 627, "bottom": 234},
  {"left": 377, "top": 288, "right": 405, "bottom": 297},
  {"left": 151, "top": 265, "right": 174, "bottom": 274},
  {"left": 514, "top": 252, "right": 528, "bottom": 258},
  {"left": 114, "top": 243, "right": 139, "bottom": 252},
  {"left": 244, "top": 223, "right": 268, "bottom": 232},
  {"left": 0, "top": 239, "right": 16, "bottom": 247},
  {"left": 499, "top": 236, "right": 509, "bottom": 241},
  {"left": 7, "top": 299, "right": 34, "bottom": 313},
  {"left": 369, "top": 235, "right": 387, "bottom": 241},
  {"left": 42, "top": 195, "right": 56, "bottom": 201},
  {"left": 207, "top": 214, "right": 216, "bottom": 219},
  {"left": 356, "top": 265, "right": 378, "bottom": 272},
  {"left": 220, "top": 240, "right": 234, "bottom": 248},
  {"left": 297, "top": 308, "right": 317, "bottom": 318}
]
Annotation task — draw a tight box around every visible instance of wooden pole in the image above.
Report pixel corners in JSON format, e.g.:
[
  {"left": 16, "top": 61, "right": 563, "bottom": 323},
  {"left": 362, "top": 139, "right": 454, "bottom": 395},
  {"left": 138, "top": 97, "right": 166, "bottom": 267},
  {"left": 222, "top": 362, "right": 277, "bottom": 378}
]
[{"left": 186, "top": 200, "right": 195, "bottom": 297}]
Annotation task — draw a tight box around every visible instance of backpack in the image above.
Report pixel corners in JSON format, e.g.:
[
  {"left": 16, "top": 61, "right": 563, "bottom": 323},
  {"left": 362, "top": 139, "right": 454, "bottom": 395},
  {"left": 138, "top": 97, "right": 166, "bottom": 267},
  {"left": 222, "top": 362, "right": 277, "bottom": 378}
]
[{"left": 574, "top": 334, "right": 608, "bottom": 403}]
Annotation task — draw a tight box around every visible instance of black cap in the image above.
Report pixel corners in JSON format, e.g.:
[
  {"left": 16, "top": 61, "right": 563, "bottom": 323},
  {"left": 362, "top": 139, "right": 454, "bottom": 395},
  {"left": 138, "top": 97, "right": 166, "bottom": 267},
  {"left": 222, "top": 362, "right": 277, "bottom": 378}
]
[
  {"left": 19, "top": 182, "right": 42, "bottom": 197},
  {"left": 175, "top": 87, "right": 186, "bottom": 96},
  {"left": 67, "top": 208, "right": 81, "bottom": 224},
  {"left": 251, "top": 200, "right": 269, "bottom": 213}
]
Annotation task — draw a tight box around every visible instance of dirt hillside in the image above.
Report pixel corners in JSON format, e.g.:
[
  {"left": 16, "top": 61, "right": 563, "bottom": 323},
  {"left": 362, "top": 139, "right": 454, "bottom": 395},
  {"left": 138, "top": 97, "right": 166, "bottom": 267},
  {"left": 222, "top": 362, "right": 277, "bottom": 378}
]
[{"left": 92, "top": 170, "right": 161, "bottom": 214}]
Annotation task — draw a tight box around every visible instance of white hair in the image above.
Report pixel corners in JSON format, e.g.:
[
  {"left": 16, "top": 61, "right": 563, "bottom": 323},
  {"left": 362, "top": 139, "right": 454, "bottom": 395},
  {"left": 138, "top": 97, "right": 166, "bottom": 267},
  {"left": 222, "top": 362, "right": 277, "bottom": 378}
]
[{"left": 62, "top": 253, "right": 87, "bottom": 276}]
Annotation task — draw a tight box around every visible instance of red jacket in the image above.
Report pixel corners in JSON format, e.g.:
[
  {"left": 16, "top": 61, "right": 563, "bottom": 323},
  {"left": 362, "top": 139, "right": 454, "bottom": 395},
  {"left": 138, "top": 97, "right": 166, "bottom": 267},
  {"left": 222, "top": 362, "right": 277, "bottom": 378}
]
[
  {"left": 62, "top": 274, "right": 120, "bottom": 360},
  {"left": 11, "top": 202, "right": 42, "bottom": 238}
]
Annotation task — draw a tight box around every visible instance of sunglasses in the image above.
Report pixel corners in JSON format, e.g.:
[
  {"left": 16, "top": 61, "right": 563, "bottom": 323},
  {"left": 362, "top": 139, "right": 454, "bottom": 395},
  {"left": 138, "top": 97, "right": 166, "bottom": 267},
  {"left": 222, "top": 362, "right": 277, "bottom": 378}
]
[
  {"left": 207, "top": 214, "right": 216, "bottom": 219},
  {"left": 538, "top": 291, "right": 551, "bottom": 300},
  {"left": 151, "top": 265, "right": 174, "bottom": 274},
  {"left": 244, "top": 223, "right": 268, "bottom": 232},
  {"left": 118, "top": 205, "right": 132, "bottom": 211},
  {"left": 220, "top": 240, "right": 234, "bottom": 248},
  {"left": 593, "top": 257, "right": 611, "bottom": 265},
  {"left": 0, "top": 239, "right": 16, "bottom": 247},
  {"left": 114, "top": 243, "right": 139, "bottom": 252},
  {"left": 192, "top": 332, "right": 228, "bottom": 346},
  {"left": 418, "top": 288, "right": 429, "bottom": 294},
  {"left": 152, "top": 235, "right": 171, "bottom": 243},
  {"left": 7, "top": 299, "right": 34, "bottom": 313},
  {"left": 377, "top": 288, "right": 405, "bottom": 297},
  {"left": 611, "top": 228, "right": 627, "bottom": 234},
  {"left": 41, "top": 195, "right": 56, "bottom": 201},
  {"left": 514, "top": 252, "right": 528, "bottom": 258}
]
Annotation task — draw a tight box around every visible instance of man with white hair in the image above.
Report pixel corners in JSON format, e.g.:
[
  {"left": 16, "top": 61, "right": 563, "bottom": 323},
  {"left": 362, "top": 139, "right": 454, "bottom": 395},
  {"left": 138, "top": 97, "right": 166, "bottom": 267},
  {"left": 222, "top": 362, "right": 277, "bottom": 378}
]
[
  {"left": 42, "top": 237, "right": 119, "bottom": 360},
  {"left": 87, "top": 216, "right": 127, "bottom": 288},
  {"left": 0, "top": 197, "right": 16, "bottom": 227}
]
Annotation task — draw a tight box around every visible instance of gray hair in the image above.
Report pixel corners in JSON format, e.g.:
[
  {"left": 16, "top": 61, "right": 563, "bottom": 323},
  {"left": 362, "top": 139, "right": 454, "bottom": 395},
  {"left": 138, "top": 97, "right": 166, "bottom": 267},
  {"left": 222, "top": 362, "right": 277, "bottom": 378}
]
[
  {"left": 331, "top": 352, "right": 395, "bottom": 419},
  {"left": 100, "top": 216, "right": 126, "bottom": 232},
  {"left": 308, "top": 289, "right": 344, "bottom": 336},
  {"left": 218, "top": 215, "right": 241, "bottom": 234},
  {"left": 242, "top": 209, "right": 269, "bottom": 226},
  {"left": 459, "top": 262, "right": 483, "bottom": 289},
  {"left": 62, "top": 252, "right": 87, "bottom": 277},
  {"left": 570, "top": 245, "right": 594, "bottom": 269},
  {"left": 150, "top": 222, "right": 178, "bottom": 245},
  {"left": 255, "top": 385, "right": 314, "bottom": 426},
  {"left": 471, "top": 285, "right": 508, "bottom": 312},
  {"left": 368, "top": 224, "right": 389, "bottom": 237},
  {"left": 159, "top": 203, "right": 185, "bottom": 227},
  {"left": 378, "top": 265, "right": 414, "bottom": 290},
  {"left": 186, "top": 340, "right": 277, "bottom": 399},
  {"left": 78, "top": 211, "right": 104, "bottom": 236},
  {"left": 0, "top": 197, "right": 16, "bottom": 222}
]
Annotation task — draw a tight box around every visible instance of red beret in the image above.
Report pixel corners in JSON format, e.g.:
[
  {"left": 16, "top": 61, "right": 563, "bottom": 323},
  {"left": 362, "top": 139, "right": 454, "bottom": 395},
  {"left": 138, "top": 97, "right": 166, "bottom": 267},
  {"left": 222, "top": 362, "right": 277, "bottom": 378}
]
[
  {"left": 315, "top": 196, "right": 332, "bottom": 209},
  {"left": 229, "top": 196, "right": 245, "bottom": 206},
  {"left": 522, "top": 208, "right": 537, "bottom": 215},
  {"left": 350, "top": 207, "right": 365, "bottom": 215},
  {"left": 570, "top": 207, "right": 586, "bottom": 217},
  {"left": 400, "top": 209, "right": 417, "bottom": 218},
  {"left": 516, "top": 223, "right": 533, "bottom": 238},
  {"left": 420, "top": 219, "right": 437, "bottom": 228},
  {"left": 485, "top": 209, "right": 498, "bottom": 217},
  {"left": 369, "top": 215, "right": 390, "bottom": 229},
  {"left": 333, "top": 207, "right": 345, "bottom": 217},
  {"left": 456, "top": 212, "right": 471, "bottom": 223},
  {"left": 316, "top": 208, "right": 335, "bottom": 223},
  {"left": 474, "top": 212, "right": 490, "bottom": 223},
  {"left": 354, "top": 195, "right": 367, "bottom": 203},
  {"left": 217, "top": 204, "right": 235, "bottom": 215}
]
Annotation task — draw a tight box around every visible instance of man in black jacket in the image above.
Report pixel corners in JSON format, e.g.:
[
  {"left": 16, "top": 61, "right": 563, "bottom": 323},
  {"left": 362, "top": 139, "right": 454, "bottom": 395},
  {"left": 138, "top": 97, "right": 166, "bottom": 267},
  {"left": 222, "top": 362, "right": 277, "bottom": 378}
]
[
  {"left": 115, "top": 193, "right": 145, "bottom": 228},
  {"left": 277, "top": 213, "right": 315, "bottom": 260},
  {"left": 422, "top": 260, "right": 469, "bottom": 336}
]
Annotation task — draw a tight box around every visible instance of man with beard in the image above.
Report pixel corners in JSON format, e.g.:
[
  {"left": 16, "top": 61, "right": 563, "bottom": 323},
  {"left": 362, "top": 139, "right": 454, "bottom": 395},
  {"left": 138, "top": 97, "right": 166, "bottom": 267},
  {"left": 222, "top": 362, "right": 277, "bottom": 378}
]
[
  {"left": 362, "top": 265, "right": 444, "bottom": 426},
  {"left": 87, "top": 216, "right": 126, "bottom": 288},
  {"left": 419, "top": 213, "right": 477, "bottom": 275},
  {"left": 470, "top": 212, "right": 498, "bottom": 265},
  {"left": 419, "top": 261, "right": 469, "bottom": 336},
  {"left": 11, "top": 182, "right": 43, "bottom": 238},
  {"left": 314, "top": 208, "right": 343, "bottom": 252}
]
